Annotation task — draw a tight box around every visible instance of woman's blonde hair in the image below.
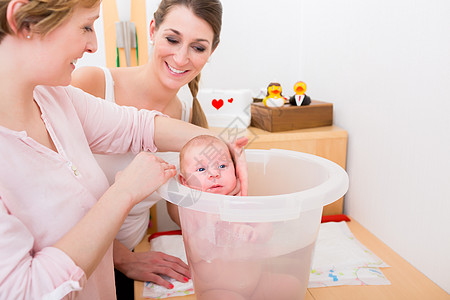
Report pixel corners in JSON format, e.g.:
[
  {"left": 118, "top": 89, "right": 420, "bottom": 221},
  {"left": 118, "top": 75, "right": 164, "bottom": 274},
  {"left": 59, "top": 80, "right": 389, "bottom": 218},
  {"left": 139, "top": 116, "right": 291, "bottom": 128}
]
[
  {"left": 154, "top": 0, "right": 223, "bottom": 129},
  {"left": 0, "top": 0, "right": 100, "bottom": 43}
]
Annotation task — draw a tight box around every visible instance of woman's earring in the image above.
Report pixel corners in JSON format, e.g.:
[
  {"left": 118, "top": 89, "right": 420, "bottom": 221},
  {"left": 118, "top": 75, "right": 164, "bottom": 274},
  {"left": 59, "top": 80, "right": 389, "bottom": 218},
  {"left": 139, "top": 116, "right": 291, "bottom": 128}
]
[{"left": 26, "top": 35, "right": 31, "bottom": 39}]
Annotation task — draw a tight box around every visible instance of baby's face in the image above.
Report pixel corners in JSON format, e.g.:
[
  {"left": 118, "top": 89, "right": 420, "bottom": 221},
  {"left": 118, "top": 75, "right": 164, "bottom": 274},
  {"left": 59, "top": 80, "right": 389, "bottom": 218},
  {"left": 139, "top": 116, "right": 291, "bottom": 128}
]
[{"left": 180, "top": 143, "right": 237, "bottom": 194}]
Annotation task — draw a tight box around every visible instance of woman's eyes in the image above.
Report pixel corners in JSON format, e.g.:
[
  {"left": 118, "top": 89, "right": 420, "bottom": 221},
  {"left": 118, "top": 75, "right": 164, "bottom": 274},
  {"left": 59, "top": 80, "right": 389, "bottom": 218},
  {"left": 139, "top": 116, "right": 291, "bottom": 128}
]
[
  {"left": 165, "top": 37, "right": 206, "bottom": 53},
  {"left": 193, "top": 45, "right": 206, "bottom": 52},
  {"left": 166, "top": 37, "right": 179, "bottom": 44},
  {"left": 83, "top": 26, "right": 94, "bottom": 32}
]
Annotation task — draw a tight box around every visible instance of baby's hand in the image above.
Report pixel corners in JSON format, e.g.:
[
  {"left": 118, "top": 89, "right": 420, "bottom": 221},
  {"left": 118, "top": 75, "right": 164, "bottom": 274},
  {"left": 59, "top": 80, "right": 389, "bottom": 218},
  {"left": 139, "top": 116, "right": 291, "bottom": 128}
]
[
  {"left": 232, "top": 223, "right": 258, "bottom": 242},
  {"left": 253, "top": 223, "right": 274, "bottom": 243}
]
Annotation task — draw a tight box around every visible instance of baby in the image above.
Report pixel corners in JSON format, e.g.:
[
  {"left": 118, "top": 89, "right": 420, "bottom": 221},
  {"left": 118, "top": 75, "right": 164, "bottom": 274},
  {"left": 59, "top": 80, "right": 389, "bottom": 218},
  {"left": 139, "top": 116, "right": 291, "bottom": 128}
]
[
  {"left": 179, "top": 135, "right": 238, "bottom": 195},
  {"left": 179, "top": 135, "right": 271, "bottom": 243},
  {"left": 178, "top": 135, "right": 301, "bottom": 300}
]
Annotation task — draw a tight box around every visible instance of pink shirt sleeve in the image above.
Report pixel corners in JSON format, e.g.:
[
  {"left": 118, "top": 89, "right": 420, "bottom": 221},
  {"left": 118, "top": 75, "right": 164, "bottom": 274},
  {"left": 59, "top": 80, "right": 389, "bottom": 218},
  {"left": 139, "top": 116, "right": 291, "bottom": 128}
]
[
  {"left": 67, "top": 86, "right": 165, "bottom": 155},
  {"left": 0, "top": 200, "right": 85, "bottom": 299}
]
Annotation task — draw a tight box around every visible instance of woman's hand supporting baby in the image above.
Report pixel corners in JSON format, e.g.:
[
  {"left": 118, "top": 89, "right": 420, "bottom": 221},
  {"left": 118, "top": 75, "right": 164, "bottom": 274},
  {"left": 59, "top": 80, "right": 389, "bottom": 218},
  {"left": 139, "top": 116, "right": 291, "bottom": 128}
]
[
  {"left": 113, "top": 240, "right": 190, "bottom": 289},
  {"left": 112, "top": 153, "right": 191, "bottom": 288},
  {"left": 226, "top": 136, "right": 249, "bottom": 196},
  {"left": 113, "top": 152, "right": 177, "bottom": 206}
]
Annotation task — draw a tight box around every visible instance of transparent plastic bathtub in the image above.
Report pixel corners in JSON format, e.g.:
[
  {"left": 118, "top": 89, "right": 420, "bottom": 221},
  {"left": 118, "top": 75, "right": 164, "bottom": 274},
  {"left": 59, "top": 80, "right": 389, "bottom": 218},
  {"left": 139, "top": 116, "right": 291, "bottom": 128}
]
[{"left": 157, "top": 149, "right": 349, "bottom": 300}]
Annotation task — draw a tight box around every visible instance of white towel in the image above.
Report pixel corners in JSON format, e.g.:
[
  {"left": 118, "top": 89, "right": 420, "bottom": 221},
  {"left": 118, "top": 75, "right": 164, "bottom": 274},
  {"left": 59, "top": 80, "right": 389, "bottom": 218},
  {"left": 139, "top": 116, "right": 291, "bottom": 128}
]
[
  {"left": 308, "top": 221, "right": 391, "bottom": 287},
  {"left": 142, "top": 235, "right": 194, "bottom": 299}
]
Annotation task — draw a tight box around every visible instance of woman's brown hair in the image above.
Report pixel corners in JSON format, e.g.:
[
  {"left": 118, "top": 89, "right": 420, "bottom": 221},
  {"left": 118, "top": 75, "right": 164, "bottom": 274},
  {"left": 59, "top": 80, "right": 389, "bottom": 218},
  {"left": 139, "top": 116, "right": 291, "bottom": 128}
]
[
  {"left": 0, "top": 0, "right": 99, "bottom": 43},
  {"left": 153, "top": 0, "right": 223, "bottom": 129}
]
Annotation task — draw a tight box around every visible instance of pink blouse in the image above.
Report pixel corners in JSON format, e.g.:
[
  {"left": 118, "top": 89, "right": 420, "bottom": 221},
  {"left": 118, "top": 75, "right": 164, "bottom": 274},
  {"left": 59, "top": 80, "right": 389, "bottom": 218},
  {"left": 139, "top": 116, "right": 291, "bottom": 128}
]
[{"left": 0, "top": 85, "right": 162, "bottom": 299}]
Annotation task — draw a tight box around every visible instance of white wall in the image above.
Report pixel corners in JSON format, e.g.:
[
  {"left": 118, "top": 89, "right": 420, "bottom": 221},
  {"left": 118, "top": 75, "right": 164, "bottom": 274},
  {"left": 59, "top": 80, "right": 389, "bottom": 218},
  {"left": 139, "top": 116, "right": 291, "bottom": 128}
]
[
  {"left": 300, "top": 0, "right": 450, "bottom": 293},
  {"left": 77, "top": 0, "right": 450, "bottom": 293},
  {"left": 78, "top": 0, "right": 304, "bottom": 96},
  {"left": 200, "top": 0, "right": 302, "bottom": 94}
]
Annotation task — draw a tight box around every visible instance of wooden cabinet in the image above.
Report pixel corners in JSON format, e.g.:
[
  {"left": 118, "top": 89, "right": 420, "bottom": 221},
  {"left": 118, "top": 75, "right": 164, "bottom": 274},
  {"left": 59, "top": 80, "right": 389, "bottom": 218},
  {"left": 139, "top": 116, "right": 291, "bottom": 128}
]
[{"left": 211, "top": 125, "right": 348, "bottom": 215}]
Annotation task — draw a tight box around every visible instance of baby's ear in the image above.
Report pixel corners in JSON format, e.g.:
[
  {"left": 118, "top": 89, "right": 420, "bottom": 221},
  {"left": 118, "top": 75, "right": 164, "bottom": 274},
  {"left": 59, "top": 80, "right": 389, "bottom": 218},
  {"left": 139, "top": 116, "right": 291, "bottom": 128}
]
[{"left": 179, "top": 173, "right": 187, "bottom": 186}]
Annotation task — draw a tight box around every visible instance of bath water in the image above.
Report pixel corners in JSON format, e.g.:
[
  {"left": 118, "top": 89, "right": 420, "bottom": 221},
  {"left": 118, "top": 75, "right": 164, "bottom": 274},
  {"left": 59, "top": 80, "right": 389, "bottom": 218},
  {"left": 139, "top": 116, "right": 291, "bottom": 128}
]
[{"left": 188, "top": 242, "right": 316, "bottom": 300}]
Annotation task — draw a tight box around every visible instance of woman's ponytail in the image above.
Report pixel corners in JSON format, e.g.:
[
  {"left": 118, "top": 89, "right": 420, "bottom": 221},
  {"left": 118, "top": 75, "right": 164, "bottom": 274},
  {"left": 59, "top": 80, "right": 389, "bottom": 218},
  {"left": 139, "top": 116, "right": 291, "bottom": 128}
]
[{"left": 189, "top": 73, "right": 209, "bottom": 128}]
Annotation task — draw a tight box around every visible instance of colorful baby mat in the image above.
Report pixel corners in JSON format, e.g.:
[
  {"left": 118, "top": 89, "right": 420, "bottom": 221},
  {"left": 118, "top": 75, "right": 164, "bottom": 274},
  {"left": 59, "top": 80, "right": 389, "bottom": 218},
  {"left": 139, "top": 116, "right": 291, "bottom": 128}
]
[{"left": 308, "top": 221, "right": 391, "bottom": 288}]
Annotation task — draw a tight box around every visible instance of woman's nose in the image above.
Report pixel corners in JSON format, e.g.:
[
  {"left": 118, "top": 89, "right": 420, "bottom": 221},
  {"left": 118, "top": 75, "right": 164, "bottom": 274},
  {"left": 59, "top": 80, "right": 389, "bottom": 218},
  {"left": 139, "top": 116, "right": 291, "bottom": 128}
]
[
  {"left": 173, "top": 46, "right": 189, "bottom": 66},
  {"left": 85, "top": 35, "right": 98, "bottom": 54}
]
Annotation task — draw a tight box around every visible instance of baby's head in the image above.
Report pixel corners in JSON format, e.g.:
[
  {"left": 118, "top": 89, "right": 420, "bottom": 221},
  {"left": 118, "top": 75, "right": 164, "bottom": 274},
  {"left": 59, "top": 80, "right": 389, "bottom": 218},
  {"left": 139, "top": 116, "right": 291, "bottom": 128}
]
[{"left": 179, "top": 135, "right": 236, "bottom": 194}]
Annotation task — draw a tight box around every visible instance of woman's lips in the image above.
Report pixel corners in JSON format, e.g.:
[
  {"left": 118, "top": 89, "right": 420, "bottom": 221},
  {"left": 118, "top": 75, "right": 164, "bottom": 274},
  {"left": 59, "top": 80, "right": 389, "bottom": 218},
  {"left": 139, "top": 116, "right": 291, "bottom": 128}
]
[{"left": 166, "top": 62, "right": 188, "bottom": 75}]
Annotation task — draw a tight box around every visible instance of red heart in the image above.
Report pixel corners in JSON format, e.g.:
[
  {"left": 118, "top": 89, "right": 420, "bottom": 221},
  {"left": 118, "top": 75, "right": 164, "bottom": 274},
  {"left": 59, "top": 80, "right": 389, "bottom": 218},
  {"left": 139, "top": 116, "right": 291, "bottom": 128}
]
[
  {"left": 228, "top": 98, "right": 234, "bottom": 103},
  {"left": 212, "top": 99, "right": 224, "bottom": 110}
]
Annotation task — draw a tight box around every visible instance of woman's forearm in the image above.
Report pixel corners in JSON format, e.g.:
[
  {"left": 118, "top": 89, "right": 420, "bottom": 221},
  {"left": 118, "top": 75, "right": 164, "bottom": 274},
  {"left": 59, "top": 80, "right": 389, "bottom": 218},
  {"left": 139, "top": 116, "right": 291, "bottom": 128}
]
[
  {"left": 53, "top": 151, "right": 176, "bottom": 277},
  {"left": 153, "top": 116, "right": 211, "bottom": 152},
  {"left": 53, "top": 186, "right": 133, "bottom": 278}
]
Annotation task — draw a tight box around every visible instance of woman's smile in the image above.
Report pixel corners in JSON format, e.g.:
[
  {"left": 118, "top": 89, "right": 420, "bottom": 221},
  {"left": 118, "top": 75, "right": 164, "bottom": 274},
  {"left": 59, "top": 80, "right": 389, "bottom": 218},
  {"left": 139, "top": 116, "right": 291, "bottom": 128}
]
[{"left": 165, "top": 61, "right": 189, "bottom": 75}]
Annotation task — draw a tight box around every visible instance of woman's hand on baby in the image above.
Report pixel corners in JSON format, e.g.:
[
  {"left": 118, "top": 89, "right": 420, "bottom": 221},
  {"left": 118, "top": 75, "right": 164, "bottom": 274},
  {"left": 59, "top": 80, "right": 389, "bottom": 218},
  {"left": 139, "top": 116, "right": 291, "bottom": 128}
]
[
  {"left": 113, "top": 152, "right": 176, "bottom": 205},
  {"left": 116, "top": 250, "right": 191, "bottom": 289},
  {"left": 227, "top": 136, "right": 249, "bottom": 196}
]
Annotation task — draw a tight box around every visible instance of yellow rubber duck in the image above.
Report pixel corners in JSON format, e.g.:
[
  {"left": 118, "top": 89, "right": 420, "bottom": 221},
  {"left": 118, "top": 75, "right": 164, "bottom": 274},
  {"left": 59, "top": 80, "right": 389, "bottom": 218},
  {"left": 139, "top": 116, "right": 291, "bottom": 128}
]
[
  {"left": 289, "top": 81, "right": 311, "bottom": 106},
  {"left": 263, "top": 82, "right": 286, "bottom": 107}
]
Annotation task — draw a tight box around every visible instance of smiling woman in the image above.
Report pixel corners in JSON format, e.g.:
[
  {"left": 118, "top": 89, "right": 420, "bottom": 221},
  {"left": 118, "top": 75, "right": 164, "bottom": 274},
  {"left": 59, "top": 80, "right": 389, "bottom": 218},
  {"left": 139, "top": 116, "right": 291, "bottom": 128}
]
[
  {"left": 70, "top": 0, "right": 225, "bottom": 299},
  {"left": 150, "top": 5, "right": 214, "bottom": 101},
  {"left": 0, "top": 0, "right": 100, "bottom": 87}
]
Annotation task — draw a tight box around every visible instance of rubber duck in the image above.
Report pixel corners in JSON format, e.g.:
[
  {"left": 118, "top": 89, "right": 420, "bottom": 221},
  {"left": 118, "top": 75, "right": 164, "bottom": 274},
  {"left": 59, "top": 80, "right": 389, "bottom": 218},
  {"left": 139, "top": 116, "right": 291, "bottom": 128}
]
[
  {"left": 263, "top": 82, "right": 286, "bottom": 107},
  {"left": 289, "top": 81, "right": 311, "bottom": 106}
]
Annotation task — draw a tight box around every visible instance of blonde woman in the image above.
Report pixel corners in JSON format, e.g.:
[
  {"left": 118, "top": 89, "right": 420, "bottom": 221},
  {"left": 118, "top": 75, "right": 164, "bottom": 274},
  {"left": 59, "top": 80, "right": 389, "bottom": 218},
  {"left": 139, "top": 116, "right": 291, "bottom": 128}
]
[{"left": 0, "top": 0, "right": 246, "bottom": 298}]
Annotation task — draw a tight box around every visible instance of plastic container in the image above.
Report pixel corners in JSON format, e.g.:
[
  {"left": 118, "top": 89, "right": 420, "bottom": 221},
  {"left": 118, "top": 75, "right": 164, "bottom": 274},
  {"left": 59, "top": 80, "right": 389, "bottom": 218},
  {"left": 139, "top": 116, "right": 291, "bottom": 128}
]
[{"left": 158, "top": 149, "right": 349, "bottom": 300}]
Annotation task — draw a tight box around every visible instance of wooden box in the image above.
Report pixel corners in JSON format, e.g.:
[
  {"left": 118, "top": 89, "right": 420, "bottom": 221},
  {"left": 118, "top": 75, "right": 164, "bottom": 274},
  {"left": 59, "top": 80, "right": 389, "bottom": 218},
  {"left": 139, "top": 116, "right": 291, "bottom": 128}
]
[{"left": 250, "top": 100, "right": 333, "bottom": 132}]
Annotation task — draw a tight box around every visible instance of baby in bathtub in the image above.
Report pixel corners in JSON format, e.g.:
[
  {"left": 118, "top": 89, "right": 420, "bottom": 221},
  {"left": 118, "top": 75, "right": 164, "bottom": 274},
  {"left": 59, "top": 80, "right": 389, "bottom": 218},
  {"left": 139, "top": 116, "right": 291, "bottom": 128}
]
[{"left": 178, "top": 135, "right": 301, "bottom": 300}]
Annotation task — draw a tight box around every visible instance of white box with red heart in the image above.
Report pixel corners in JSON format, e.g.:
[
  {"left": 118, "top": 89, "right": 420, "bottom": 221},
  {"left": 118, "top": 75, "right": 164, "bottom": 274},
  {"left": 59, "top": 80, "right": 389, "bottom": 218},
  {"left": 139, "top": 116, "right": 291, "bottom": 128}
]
[{"left": 196, "top": 89, "right": 253, "bottom": 128}]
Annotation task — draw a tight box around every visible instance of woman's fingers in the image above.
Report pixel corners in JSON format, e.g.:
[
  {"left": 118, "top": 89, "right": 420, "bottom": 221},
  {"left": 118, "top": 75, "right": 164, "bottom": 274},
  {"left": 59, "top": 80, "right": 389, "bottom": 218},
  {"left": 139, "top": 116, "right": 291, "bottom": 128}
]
[
  {"left": 113, "top": 152, "right": 176, "bottom": 204},
  {"left": 227, "top": 136, "right": 249, "bottom": 196},
  {"left": 129, "top": 251, "right": 190, "bottom": 289}
]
